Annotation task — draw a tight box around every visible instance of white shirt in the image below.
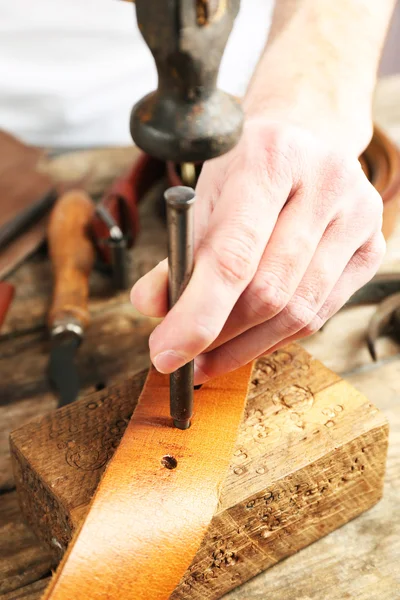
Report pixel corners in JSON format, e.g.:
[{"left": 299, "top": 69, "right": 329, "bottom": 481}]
[{"left": 0, "top": 0, "right": 273, "bottom": 147}]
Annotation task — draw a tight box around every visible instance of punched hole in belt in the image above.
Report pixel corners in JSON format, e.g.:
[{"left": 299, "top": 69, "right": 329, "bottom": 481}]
[{"left": 161, "top": 455, "right": 178, "bottom": 470}]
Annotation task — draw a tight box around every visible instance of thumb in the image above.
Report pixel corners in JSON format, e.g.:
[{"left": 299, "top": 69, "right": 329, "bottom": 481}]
[{"left": 130, "top": 258, "right": 169, "bottom": 317}]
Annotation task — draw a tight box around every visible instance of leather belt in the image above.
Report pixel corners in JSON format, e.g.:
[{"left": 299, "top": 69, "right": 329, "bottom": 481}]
[
  {"left": 360, "top": 126, "right": 400, "bottom": 239},
  {"left": 42, "top": 364, "right": 253, "bottom": 600}
]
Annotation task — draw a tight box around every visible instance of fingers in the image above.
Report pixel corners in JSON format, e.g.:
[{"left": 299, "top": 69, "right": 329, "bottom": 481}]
[
  {"left": 193, "top": 232, "right": 385, "bottom": 384},
  {"left": 148, "top": 169, "right": 293, "bottom": 374},
  {"left": 205, "top": 186, "right": 334, "bottom": 350},
  {"left": 130, "top": 259, "right": 169, "bottom": 317},
  {"left": 206, "top": 160, "right": 382, "bottom": 352}
]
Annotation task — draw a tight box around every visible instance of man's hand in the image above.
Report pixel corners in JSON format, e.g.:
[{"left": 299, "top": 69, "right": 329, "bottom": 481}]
[
  {"left": 131, "top": 0, "right": 395, "bottom": 383},
  {"left": 131, "top": 117, "right": 385, "bottom": 383}
]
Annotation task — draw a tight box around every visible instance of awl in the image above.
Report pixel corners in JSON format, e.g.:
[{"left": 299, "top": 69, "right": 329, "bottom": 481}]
[
  {"left": 47, "top": 190, "right": 96, "bottom": 407},
  {"left": 165, "top": 186, "right": 196, "bottom": 430}
]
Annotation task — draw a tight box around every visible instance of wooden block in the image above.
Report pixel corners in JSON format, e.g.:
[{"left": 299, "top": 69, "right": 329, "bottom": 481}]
[
  {"left": 10, "top": 344, "right": 388, "bottom": 600},
  {"left": 0, "top": 491, "right": 52, "bottom": 595}
]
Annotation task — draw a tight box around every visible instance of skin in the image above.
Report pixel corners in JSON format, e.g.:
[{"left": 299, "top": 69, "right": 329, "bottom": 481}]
[{"left": 131, "top": 0, "right": 396, "bottom": 384}]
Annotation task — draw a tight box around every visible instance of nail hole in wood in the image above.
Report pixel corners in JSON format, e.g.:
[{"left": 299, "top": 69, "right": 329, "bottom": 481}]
[{"left": 161, "top": 455, "right": 178, "bottom": 470}]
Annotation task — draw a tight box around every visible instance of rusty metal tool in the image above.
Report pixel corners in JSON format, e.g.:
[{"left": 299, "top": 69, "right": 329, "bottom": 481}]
[
  {"left": 165, "top": 186, "right": 196, "bottom": 430},
  {"left": 130, "top": 0, "right": 243, "bottom": 164},
  {"left": 95, "top": 204, "right": 129, "bottom": 291},
  {"left": 47, "top": 190, "right": 96, "bottom": 407}
]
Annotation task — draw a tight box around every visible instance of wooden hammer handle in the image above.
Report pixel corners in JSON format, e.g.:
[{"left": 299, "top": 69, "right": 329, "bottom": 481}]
[{"left": 48, "top": 190, "right": 96, "bottom": 331}]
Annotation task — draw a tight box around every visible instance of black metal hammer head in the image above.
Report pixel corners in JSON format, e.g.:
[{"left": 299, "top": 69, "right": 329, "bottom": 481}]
[{"left": 131, "top": 0, "right": 243, "bottom": 163}]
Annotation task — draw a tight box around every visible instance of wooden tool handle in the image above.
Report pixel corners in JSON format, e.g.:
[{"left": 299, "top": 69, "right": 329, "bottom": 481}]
[{"left": 48, "top": 190, "right": 95, "bottom": 331}]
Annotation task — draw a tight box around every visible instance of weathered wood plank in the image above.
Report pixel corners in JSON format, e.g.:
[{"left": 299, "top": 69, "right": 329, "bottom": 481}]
[
  {"left": 0, "top": 492, "right": 52, "bottom": 595},
  {"left": 11, "top": 344, "right": 388, "bottom": 599},
  {"left": 0, "top": 305, "right": 155, "bottom": 492},
  {"left": 0, "top": 577, "right": 50, "bottom": 600}
]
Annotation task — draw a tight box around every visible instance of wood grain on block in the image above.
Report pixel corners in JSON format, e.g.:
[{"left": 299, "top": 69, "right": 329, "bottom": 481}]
[
  {"left": 0, "top": 578, "right": 51, "bottom": 600},
  {"left": 0, "top": 491, "right": 52, "bottom": 595},
  {"left": 10, "top": 344, "right": 388, "bottom": 599}
]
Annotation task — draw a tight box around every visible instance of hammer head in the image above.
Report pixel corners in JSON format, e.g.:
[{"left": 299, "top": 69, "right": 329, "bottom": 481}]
[{"left": 131, "top": 0, "right": 243, "bottom": 163}]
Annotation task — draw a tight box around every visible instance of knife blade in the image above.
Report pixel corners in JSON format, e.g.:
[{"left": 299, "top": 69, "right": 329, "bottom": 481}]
[{"left": 47, "top": 189, "right": 96, "bottom": 407}]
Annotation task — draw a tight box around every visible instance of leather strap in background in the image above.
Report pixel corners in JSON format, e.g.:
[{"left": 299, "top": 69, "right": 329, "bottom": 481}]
[
  {"left": 43, "top": 363, "right": 253, "bottom": 600},
  {"left": 92, "top": 153, "right": 165, "bottom": 265},
  {"left": 0, "top": 131, "right": 54, "bottom": 279}
]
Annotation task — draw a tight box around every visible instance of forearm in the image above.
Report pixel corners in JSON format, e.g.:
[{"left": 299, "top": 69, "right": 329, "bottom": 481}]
[{"left": 244, "top": 0, "right": 396, "bottom": 154}]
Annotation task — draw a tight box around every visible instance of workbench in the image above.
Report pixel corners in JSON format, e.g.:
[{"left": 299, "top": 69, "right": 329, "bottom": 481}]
[{"left": 1, "top": 77, "right": 400, "bottom": 600}]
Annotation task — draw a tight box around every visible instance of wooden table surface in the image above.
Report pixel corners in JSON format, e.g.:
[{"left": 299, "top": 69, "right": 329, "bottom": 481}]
[{"left": 1, "top": 77, "right": 400, "bottom": 600}]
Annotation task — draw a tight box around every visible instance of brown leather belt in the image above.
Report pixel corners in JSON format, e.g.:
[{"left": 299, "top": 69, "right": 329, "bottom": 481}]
[
  {"left": 42, "top": 364, "right": 253, "bottom": 600},
  {"left": 360, "top": 126, "right": 400, "bottom": 239}
]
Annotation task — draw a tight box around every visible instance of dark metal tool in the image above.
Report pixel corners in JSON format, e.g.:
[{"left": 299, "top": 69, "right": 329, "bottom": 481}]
[
  {"left": 47, "top": 190, "right": 96, "bottom": 407},
  {"left": 0, "top": 189, "right": 57, "bottom": 252},
  {"left": 366, "top": 292, "right": 400, "bottom": 361},
  {"left": 345, "top": 273, "right": 400, "bottom": 306},
  {"left": 131, "top": 0, "right": 243, "bottom": 163},
  {"left": 165, "top": 186, "right": 196, "bottom": 430},
  {"left": 95, "top": 205, "right": 130, "bottom": 291},
  {"left": 344, "top": 273, "right": 400, "bottom": 360}
]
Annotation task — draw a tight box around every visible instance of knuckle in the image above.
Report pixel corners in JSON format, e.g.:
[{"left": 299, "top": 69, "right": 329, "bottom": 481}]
[
  {"left": 212, "top": 229, "right": 259, "bottom": 286},
  {"left": 279, "top": 302, "right": 317, "bottom": 335},
  {"left": 244, "top": 122, "right": 296, "bottom": 187},
  {"left": 247, "top": 276, "right": 291, "bottom": 319},
  {"left": 320, "top": 153, "right": 352, "bottom": 195},
  {"left": 299, "top": 268, "right": 331, "bottom": 308},
  {"left": 316, "top": 155, "right": 363, "bottom": 215},
  {"left": 191, "top": 320, "right": 218, "bottom": 349},
  {"left": 355, "top": 233, "right": 386, "bottom": 272},
  {"left": 302, "top": 313, "right": 325, "bottom": 336}
]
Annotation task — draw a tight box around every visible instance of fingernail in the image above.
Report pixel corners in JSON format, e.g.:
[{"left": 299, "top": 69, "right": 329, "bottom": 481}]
[{"left": 152, "top": 350, "right": 187, "bottom": 374}]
